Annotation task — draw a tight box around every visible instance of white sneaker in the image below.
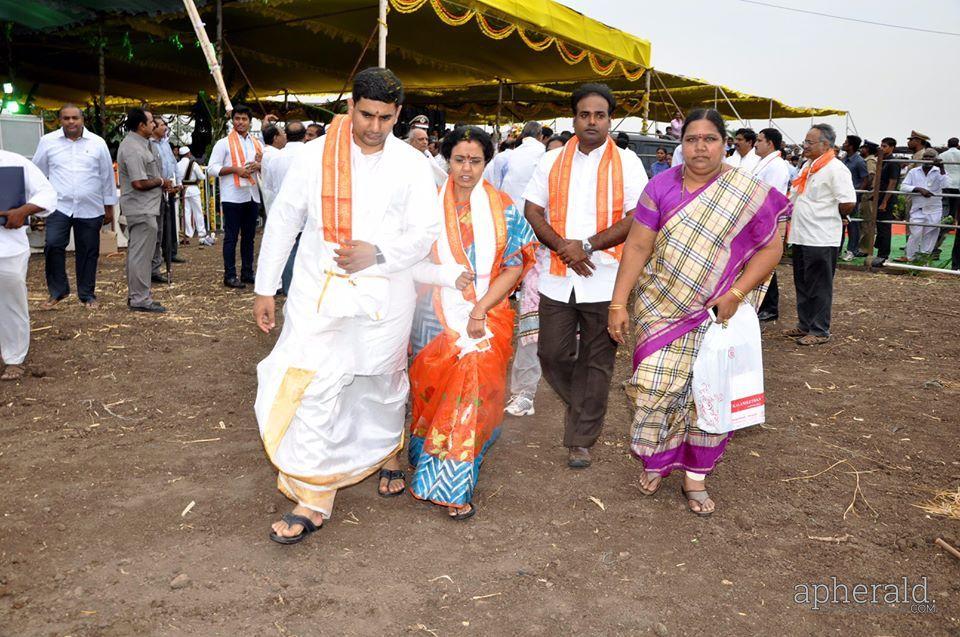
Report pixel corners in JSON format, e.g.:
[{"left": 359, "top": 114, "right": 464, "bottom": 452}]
[
  {"left": 842, "top": 250, "right": 854, "bottom": 262},
  {"left": 504, "top": 394, "right": 535, "bottom": 416}
]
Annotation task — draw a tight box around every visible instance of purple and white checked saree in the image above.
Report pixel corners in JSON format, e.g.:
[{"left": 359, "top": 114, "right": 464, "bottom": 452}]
[{"left": 627, "top": 165, "right": 791, "bottom": 476}]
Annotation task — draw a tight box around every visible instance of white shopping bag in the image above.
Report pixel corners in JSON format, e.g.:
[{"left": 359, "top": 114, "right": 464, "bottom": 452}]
[{"left": 692, "top": 302, "right": 766, "bottom": 434}]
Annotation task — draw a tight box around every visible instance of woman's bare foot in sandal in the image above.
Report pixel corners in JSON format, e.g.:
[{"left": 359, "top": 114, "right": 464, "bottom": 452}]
[
  {"left": 681, "top": 475, "right": 715, "bottom": 516},
  {"left": 639, "top": 471, "right": 662, "bottom": 496},
  {"left": 448, "top": 503, "right": 475, "bottom": 521}
]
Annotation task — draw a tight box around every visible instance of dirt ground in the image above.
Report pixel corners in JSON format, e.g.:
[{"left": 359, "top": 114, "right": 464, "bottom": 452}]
[{"left": 1, "top": 242, "right": 958, "bottom": 637}]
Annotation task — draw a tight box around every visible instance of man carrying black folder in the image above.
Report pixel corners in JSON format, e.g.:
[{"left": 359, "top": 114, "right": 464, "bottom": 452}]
[{"left": 0, "top": 149, "right": 57, "bottom": 381}]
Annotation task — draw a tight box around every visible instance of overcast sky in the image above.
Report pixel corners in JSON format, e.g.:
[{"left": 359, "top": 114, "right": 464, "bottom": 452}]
[{"left": 557, "top": 0, "right": 960, "bottom": 145}]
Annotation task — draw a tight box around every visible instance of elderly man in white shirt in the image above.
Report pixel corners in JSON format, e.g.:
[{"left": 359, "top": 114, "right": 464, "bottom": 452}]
[
  {"left": 32, "top": 105, "right": 117, "bottom": 309},
  {"left": 785, "top": 124, "right": 856, "bottom": 345},
  {"left": 899, "top": 148, "right": 949, "bottom": 261},
  {"left": 206, "top": 104, "right": 263, "bottom": 288},
  {"left": 523, "top": 84, "right": 647, "bottom": 468},
  {"left": 0, "top": 150, "right": 58, "bottom": 380},
  {"left": 937, "top": 137, "right": 960, "bottom": 269},
  {"left": 751, "top": 127, "right": 792, "bottom": 323},
  {"left": 725, "top": 128, "right": 760, "bottom": 172}
]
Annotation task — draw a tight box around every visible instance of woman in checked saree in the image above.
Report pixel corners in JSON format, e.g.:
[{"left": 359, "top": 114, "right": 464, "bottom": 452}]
[
  {"left": 408, "top": 126, "right": 536, "bottom": 520},
  {"left": 608, "top": 109, "right": 791, "bottom": 516}
]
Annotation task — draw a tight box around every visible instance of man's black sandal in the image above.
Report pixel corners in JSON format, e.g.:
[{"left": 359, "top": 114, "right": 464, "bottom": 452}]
[
  {"left": 377, "top": 469, "right": 406, "bottom": 498},
  {"left": 269, "top": 512, "right": 321, "bottom": 545}
]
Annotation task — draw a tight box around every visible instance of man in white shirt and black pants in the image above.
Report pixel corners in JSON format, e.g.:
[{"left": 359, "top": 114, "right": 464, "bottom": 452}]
[
  {"left": 206, "top": 105, "right": 263, "bottom": 288},
  {"left": 784, "top": 124, "right": 856, "bottom": 346},
  {"left": 751, "top": 128, "right": 792, "bottom": 322},
  {"left": 32, "top": 105, "right": 117, "bottom": 309},
  {"left": 523, "top": 84, "right": 647, "bottom": 468},
  {"left": 0, "top": 149, "right": 58, "bottom": 380}
]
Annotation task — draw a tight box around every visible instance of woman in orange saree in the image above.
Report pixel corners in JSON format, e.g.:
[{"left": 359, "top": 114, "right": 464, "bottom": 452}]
[{"left": 409, "top": 126, "right": 536, "bottom": 520}]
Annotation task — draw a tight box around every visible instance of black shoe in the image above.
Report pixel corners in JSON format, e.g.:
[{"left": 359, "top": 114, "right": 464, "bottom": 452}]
[
  {"left": 871, "top": 257, "right": 886, "bottom": 267},
  {"left": 129, "top": 302, "right": 166, "bottom": 313},
  {"left": 757, "top": 311, "right": 778, "bottom": 322},
  {"left": 224, "top": 277, "right": 246, "bottom": 289},
  {"left": 240, "top": 275, "right": 256, "bottom": 284},
  {"left": 151, "top": 273, "right": 170, "bottom": 284},
  {"left": 171, "top": 256, "right": 187, "bottom": 264}
]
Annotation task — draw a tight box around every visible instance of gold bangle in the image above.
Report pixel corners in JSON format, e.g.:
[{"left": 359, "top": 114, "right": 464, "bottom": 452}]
[
  {"left": 729, "top": 287, "right": 746, "bottom": 302},
  {"left": 469, "top": 314, "right": 486, "bottom": 321},
  {"left": 608, "top": 304, "right": 627, "bottom": 310}
]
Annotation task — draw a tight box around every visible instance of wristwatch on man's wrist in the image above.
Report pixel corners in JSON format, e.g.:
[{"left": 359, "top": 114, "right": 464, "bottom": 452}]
[
  {"left": 582, "top": 239, "right": 594, "bottom": 255},
  {"left": 375, "top": 245, "right": 386, "bottom": 265}
]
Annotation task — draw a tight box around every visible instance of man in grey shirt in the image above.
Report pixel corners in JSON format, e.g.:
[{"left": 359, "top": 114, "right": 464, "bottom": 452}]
[{"left": 117, "top": 108, "right": 171, "bottom": 313}]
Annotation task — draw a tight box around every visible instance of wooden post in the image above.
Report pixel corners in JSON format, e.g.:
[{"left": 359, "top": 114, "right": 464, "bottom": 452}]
[
  {"left": 98, "top": 28, "right": 106, "bottom": 135},
  {"left": 182, "top": 0, "right": 233, "bottom": 111},
  {"left": 768, "top": 98, "right": 773, "bottom": 127},
  {"left": 378, "top": 0, "right": 387, "bottom": 68},
  {"left": 642, "top": 70, "right": 651, "bottom": 133}
]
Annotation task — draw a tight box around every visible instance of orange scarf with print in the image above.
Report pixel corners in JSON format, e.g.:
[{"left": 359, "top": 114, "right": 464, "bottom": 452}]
[
  {"left": 320, "top": 114, "right": 353, "bottom": 244},
  {"left": 791, "top": 149, "right": 835, "bottom": 196},
  {"left": 547, "top": 135, "right": 624, "bottom": 276},
  {"left": 227, "top": 130, "right": 262, "bottom": 188}
]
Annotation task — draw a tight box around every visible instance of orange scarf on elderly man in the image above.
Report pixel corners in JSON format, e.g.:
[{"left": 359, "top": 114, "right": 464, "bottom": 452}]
[
  {"left": 227, "top": 129, "right": 262, "bottom": 188},
  {"left": 547, "top": 135, "right": 624, "bottom": 276},
  {"left": 791, "top": 149, "right": 835, "bottom": 196}
]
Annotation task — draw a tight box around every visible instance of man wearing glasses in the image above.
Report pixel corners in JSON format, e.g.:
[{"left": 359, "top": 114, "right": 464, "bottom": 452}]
[{"left": 783, "top": 124, "right": 856, "bottom": 346}]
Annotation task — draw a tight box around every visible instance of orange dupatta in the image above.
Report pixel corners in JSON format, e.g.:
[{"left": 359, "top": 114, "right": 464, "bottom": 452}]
[
  {"left": 546, "top": 135, "right": 624, "bottom": 276},
  {"left": 791, "top": 149, "right": 836, "bottom": 196},
  {"left": 226, "top": 130, "right": 262, "bottom": 188},
  {"left": 320, "top": 114, "right": 354, "bottom": 244}
]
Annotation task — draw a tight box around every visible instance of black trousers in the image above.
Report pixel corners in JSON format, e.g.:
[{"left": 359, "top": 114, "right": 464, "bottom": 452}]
[
  {"left": 537, "top": 291, "right": 618, "bottom": 449},
  {"left": 792, "top": 245, "right": 838, "bottom": 337},
  {"left": 758, "top": 272, "right": 779, "bottom": 318},
  {"left": 222, "top": 200, "right": 259, "bottom": 280},
  {"left": 875, "top": 207, "right": 895, "bottom": 259},
  {"left": 44, "top": 210, "right": 103, "bottom": 303}
]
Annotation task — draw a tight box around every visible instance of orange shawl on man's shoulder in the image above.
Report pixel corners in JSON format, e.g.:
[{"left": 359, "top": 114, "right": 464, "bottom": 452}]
[
  {"left": 546, "top": 135, "right": 624, "bottom": 276},
  {"left": 320, "top": 114, "right": 354, "bottom": 244}
]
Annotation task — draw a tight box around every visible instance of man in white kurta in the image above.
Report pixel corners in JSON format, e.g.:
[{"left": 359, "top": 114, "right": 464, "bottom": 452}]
[
  {"left": 176, "top": 148, "right": 212, "bottom": 245},
  {"left": 725, "top": 128, "right": 760, "bottom": 172},
  {"left": 751, "top": 128, "right": 791, "bottom": 322},
  {"left": 0, "top": 150, "right": 58, "bottom": 380},
  {"left": 252, "top": 69, "right": 441, "bottom": 541},
  {"left": 900, "top": 149, "right": 948, "bottom": 260}
]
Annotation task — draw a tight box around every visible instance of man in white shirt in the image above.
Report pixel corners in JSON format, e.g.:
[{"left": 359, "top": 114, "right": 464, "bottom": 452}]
[
  {"left": 262, "top": 120, "right": 308, "bottom": 295},
  {"left": 498, "top": 121, "right": 546, "bottom": 417},
  {"left": 752, "top": 128, "right": 791, "bottom": 323},
  {"left": 0, "top": 150, "right": 58, "bottom": 380},
  {"left": 259, "top": 123, "right": 286, "bottom": 214},
  {"left": 176, "top": 147, "right": 212, "bottom": 246},
  {"left": 899, "top": 148, "right": 948, "bottom": 261},
  {"left": 523, "top": 83, "right": 647, "bottom": 468},
  {"left": 251, "top": 68, "right": 440, "bottom": 542},
  {"left": 785, "top": 124, "right": 856, "bottom": 345},
  {"left": 937, "top": 137, "right": 960, "bottom": 270},
  {"left": 32, "top": 105, "right": 117, "bottom": 309},
  {"left": 407, "top": 125, "right": 447, "bottom": 187},
  {"left": 206, "top": 104, "right": 263, "bottom": 288},
  {"left": 724, "top": 128, "right": 760, "bottom": 172}
]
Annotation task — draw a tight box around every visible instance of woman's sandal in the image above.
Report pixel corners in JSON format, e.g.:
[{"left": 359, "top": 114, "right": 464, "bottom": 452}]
[
  {"left": 449, "top": 503, "right": 476, "bottom": 521},
  {"left": 680, "top": 486, "right": 714, "bottom": 517},
  {"left": 269, "top": 512, "right": 322, "bottom": 545},
  {"left": 377, "top": 468, "right": 406, "bottom": 498},
  {"left": 639, "top": 472, "right": 662, "bottom": 496}
]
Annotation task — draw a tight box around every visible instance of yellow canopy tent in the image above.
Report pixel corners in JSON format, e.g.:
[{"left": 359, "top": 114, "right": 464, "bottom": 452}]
[
  {"left": 9, "top": 0, "right": 651, "bottom": 108},
  {"left": 397, "top": 70, "right": 845, "bottom": 124}
]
